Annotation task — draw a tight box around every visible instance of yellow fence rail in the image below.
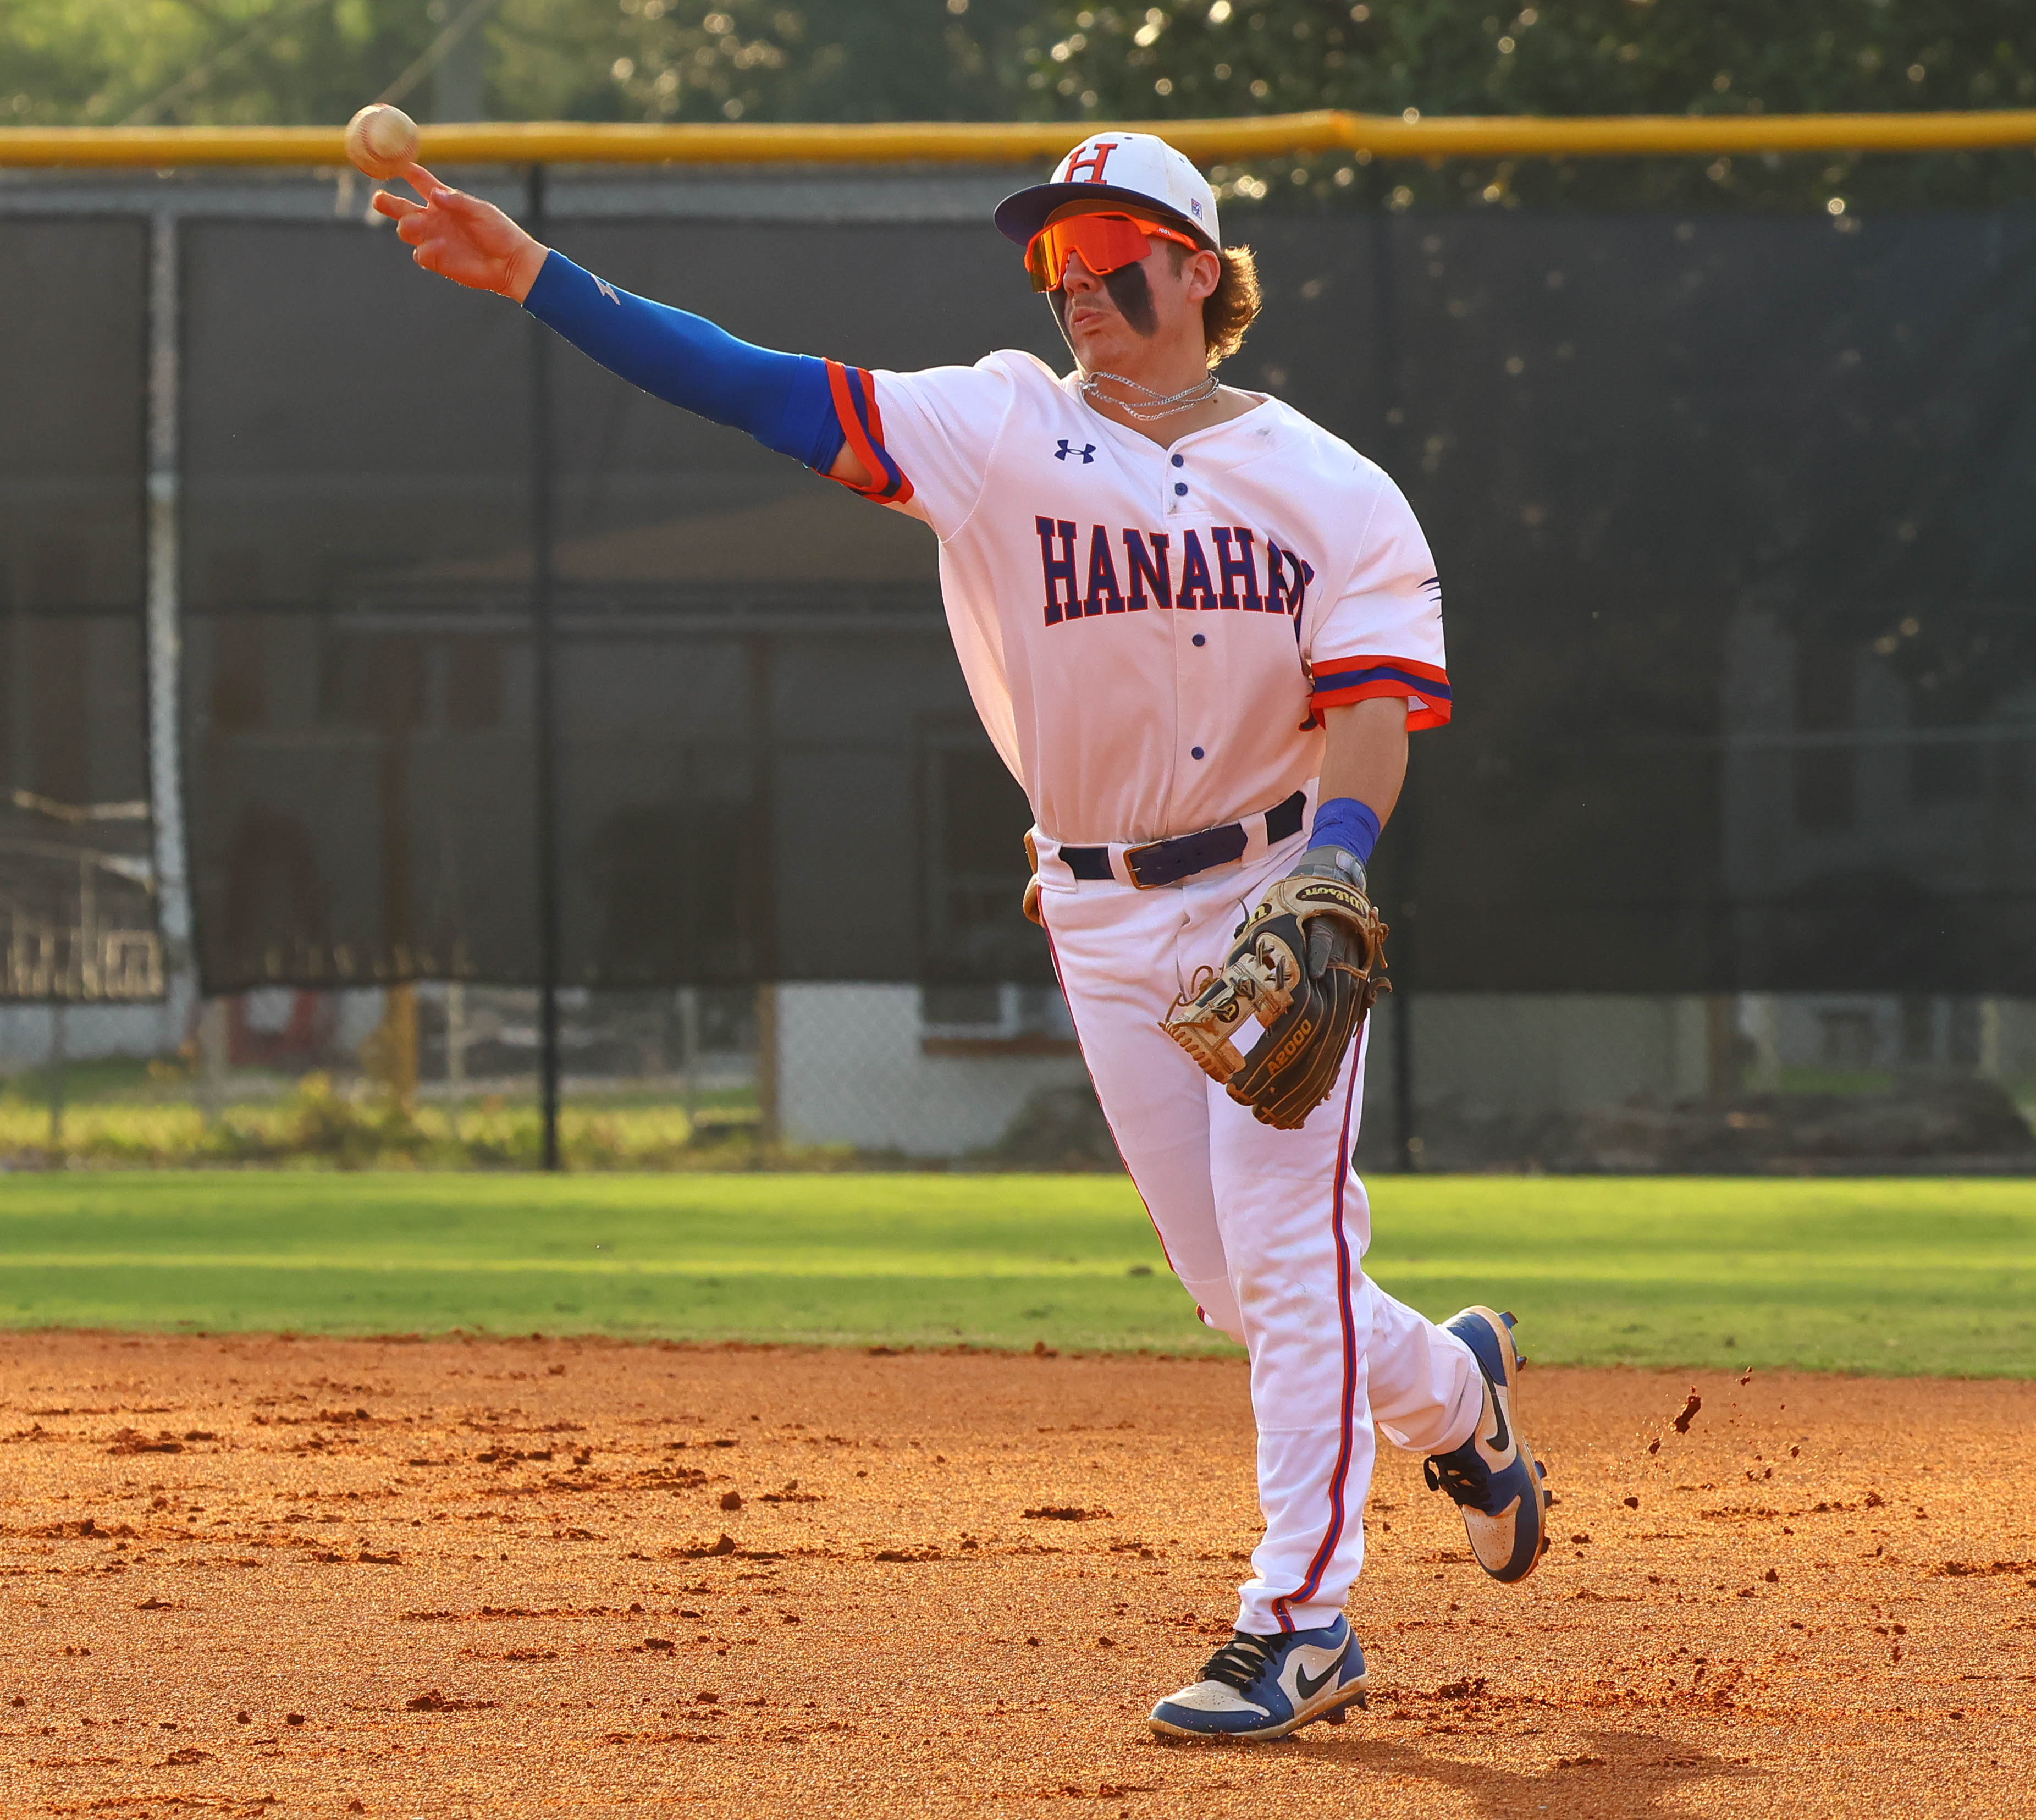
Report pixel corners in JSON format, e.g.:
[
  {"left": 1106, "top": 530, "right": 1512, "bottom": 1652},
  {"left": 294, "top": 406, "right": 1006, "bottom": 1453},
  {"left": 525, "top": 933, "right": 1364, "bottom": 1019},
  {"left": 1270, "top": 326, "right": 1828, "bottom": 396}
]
[{"left": 3, "top": 109, "right": 2036, "bottom": 170}]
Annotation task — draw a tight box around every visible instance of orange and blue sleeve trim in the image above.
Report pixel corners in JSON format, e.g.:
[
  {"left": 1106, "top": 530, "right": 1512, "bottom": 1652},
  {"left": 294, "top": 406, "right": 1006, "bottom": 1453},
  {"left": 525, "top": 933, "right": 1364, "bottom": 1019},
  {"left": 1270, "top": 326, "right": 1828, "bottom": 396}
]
[
  {"left": 823, "top": 360, "right": 915, "bottom": 506},
  {"left": 1309, "top": 654, "right": 1453, "bottom": 730}
]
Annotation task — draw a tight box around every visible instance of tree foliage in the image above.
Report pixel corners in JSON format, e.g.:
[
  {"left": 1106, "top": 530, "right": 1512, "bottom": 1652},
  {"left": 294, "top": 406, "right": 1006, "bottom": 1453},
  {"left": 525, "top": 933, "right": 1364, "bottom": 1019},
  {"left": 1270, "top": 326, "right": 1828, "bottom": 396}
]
[
  {"left": 2, "top": 1, "right": 2032, "bottom": 208},
  {"left": 501, "top": 0, "right": 1041, "bottom": 124},
  {"left": 0, "top": 1, "right": 441, "bottom": 127},
  {"left": 0, "top": 0, "right": 1041, "bottom": 128},
  {"left": 1024, "top": 1, "right": 2036, "bottom": 209}
]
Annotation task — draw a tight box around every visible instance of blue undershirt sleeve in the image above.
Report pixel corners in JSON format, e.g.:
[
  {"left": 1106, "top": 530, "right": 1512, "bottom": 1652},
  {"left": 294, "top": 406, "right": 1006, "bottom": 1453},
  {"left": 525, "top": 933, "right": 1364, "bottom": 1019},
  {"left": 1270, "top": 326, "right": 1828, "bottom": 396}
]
[{"left": 521, "top": 250, "right": 846, "bottom": 473}]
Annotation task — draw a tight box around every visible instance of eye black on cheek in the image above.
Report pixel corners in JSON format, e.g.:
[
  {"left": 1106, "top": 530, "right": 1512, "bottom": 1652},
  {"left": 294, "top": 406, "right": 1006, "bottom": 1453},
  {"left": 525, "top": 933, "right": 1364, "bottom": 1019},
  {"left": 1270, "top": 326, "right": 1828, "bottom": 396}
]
[{"left": 1102, "top": 263, "right": 1158, "bottom": 337}]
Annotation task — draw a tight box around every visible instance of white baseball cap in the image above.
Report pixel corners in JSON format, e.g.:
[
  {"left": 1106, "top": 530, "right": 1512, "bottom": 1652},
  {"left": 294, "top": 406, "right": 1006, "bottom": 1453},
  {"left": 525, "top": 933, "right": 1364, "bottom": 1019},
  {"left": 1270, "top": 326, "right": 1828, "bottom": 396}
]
[{"left": 995, "top": 131, "right": 1221, "bottom": 253}]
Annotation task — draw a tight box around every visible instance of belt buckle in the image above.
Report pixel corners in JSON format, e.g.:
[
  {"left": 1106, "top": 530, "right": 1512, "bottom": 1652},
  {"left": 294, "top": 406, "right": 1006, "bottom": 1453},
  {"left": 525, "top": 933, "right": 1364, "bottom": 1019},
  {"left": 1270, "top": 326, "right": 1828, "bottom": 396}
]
[{"left": 1122, "top": 840, "right": 1166, "bottom": 890}]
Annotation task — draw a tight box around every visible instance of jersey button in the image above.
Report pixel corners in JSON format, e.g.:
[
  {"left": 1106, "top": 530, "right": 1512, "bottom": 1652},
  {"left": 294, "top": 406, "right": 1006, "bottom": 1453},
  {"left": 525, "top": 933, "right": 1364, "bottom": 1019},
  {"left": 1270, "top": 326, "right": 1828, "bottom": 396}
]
[
  {"left": 1171, "top": 453, "right": 1185, "bottom": 467},
  {"left": 1191, "top": 633, "right": 1206, "bottom": 647},
  {"left": 1173, "top": 482, "right": 1188, "bottom": 497},
  {"left": 1190, "top": 746, "right": 1205, "bottom": 760}
]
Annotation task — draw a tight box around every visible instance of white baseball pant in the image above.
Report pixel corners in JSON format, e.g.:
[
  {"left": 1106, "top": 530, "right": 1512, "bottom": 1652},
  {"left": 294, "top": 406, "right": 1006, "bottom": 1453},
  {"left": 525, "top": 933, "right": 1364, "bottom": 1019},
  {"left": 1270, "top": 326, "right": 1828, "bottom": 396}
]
[{"left": 1034, "top": 821, "right": 1484, "bottom": 1635}]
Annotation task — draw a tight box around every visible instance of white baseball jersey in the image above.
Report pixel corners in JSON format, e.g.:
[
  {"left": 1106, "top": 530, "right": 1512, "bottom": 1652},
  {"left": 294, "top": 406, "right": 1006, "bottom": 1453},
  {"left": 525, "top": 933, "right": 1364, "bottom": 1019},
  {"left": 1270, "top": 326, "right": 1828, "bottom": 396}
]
[{"left": 819, "top": 351, "right": 1450, "bottom": 846}]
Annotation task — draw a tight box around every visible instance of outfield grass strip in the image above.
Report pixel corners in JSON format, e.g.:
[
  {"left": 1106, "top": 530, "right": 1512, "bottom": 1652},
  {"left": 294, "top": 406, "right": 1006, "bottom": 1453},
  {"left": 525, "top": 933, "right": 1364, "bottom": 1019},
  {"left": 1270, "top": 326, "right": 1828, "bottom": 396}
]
[{"left": 1, "top": 1172, "right": 2031, "bottom": 1376}]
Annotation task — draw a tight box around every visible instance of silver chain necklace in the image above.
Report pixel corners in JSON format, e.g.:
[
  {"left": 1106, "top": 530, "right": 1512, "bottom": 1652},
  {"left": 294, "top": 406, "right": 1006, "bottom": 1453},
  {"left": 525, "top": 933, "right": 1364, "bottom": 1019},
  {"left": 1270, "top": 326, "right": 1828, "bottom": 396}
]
[{"left": 1080, "top": 367, "right": 1221, "bottom": 421}]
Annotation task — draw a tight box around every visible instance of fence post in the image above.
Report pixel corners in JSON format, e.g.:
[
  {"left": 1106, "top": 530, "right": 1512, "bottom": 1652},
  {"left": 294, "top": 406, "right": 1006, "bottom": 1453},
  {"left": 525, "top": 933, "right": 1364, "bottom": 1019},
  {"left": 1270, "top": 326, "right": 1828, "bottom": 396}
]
[
  {"left": 198, "top": 996, "right": 228, "bottom": 1127},
  {"left": 445, "top": 980, "right": 466, "bottom": 1140},
  {"left": 1977, "top": 998, "right": 2004, "bottom": 1079},
  {"left": 747, "top": 634, "right": 779, "bottom": 1148},
  {"left": 1704, "top": 995, "right": 1739, "bottom": 1097},
  {"left": 1392, "top": 986, "right": 1417, "bottom": 1172},
  {"left": 755, "top": 983, "right": 780, "bottom": 1149},
  {"left": 678, "top": 985, "right": 699, "bottom": 1123},
  {"left": 526, "top": 162, "right": 563, "bottom": 1170},
  {"left": 1745, "top": 994, "right": 1781, "bottom": 1090},
  {"left": 146, "top": 209, "right": 195, "bottom": 1052},
  {"left": 47, "top": 1003, "right": 65, "bottom": 1151},
  {"left": 1367, "top": 202, "right": 1422, "bottom": 1173}
]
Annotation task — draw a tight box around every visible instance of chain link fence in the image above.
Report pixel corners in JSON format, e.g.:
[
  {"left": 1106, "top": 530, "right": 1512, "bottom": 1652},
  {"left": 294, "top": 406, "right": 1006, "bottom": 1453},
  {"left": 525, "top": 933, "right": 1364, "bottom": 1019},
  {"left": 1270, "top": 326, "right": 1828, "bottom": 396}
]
[
  {"left": 2, "top": 982, "right": 2031, "bottom": 1172},
  {"left": 2, "top": 163, "right": 2034, "bottom": 1170}
]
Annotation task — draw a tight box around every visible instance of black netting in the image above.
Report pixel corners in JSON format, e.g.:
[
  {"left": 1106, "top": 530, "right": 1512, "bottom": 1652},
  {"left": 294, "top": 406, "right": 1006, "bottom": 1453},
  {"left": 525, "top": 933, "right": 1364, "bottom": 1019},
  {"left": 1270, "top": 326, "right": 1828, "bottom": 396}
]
[
  {"left": 179, "top": 204, "right": 2036, "bottom": 995},
  {"left": 181, "top": 211, "right": 1057, "bottom": 992},
  {"left": 1332, "top": 212, "right": 2036, "bottom": 994},
  {"left": 0, "top": 219, "right": 158, "bottom": 1001},
  {"left": 180, "top": 217, "right": 536, "bottom": 985}
]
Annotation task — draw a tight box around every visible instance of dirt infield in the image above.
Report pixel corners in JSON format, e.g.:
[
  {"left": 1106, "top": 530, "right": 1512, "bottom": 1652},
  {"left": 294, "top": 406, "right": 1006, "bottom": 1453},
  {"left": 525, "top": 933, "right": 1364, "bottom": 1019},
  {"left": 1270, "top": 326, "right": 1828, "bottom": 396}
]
[{"left": 1, "top": 1335, "right": 2030, "bottom": 1818}]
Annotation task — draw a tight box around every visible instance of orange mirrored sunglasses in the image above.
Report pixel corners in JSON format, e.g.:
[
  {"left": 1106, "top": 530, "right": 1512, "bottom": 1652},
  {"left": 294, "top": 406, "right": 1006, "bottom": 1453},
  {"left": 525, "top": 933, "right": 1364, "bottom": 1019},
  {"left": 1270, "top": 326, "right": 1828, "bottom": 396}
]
[{"left": 1024, "top": 211, "right": 1201, "bottom": 293}]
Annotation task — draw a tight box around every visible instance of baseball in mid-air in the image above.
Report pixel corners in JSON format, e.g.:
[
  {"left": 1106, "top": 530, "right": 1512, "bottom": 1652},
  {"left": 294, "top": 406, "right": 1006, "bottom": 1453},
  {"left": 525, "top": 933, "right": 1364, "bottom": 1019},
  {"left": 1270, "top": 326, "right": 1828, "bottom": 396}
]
[{"left": 344, "top": 104, "right": 421, "bottom": 180}]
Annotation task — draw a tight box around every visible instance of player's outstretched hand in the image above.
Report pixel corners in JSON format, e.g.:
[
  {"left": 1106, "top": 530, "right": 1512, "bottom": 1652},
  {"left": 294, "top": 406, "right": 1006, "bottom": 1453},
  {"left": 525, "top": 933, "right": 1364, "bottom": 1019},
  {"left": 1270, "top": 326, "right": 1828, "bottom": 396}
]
[{"left": 371, "top": 166, "right": 549, "bottom": 302}]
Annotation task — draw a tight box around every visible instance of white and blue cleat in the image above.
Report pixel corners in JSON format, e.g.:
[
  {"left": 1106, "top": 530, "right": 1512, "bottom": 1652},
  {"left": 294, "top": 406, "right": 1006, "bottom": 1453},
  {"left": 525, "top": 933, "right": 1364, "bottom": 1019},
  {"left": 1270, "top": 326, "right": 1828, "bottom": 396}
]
[
  {"left": 1423, "top": 1305, "right": 1551, "bottom": 1584},
  {"left": 1148, "top": 1615, "right": 1369, "bottom": 1742}
]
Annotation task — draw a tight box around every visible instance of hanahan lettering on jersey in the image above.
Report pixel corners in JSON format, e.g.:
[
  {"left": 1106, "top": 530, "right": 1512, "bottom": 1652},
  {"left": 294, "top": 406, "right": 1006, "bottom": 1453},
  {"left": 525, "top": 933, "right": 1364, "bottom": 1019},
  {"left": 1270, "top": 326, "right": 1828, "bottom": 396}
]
[{"left": 1032, "top": 519, "right": 1316, "bottom": 628}]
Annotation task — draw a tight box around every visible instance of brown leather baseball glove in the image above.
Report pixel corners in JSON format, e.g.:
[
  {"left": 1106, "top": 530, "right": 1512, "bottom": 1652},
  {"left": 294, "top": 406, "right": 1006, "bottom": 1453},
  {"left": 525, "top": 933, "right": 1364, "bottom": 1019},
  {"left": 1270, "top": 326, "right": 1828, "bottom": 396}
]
[{"left": 1160, "top": 856, "right": 1389, "bottom": 1130}]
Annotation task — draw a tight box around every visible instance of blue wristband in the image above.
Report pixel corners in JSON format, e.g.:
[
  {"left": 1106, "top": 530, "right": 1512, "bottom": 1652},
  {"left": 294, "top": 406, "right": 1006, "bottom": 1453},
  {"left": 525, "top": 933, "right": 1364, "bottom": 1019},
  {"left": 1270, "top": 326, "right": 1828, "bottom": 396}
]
[
  {"left": 523, "top": 251, "right": 846, "bottom": 471},
  {"left": 1307, "top": 797, "right": 1382, "bottom": 866}
]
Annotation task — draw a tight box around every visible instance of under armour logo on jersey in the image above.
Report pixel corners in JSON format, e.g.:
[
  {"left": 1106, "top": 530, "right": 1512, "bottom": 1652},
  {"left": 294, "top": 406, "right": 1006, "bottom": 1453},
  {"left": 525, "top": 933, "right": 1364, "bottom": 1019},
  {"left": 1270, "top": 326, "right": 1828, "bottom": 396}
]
[
  {"left": 1063, "top": 141, "right": 1118, "bottom": 184},
  {"left": 594, "top": 276, "right": 620, "bottom": 305},
  {"left": 1055, "top": 440, "right": 1096, "bottom": 464}
]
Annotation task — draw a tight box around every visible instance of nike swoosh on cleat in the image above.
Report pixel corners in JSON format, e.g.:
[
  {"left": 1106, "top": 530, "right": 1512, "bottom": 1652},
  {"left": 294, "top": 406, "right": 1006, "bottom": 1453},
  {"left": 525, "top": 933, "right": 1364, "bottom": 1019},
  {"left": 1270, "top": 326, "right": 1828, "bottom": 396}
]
[
  {"left": 1293, "top": 1644, "right": 1348, "bottom": 1702},
  {"left": 1485, "top": 1389, "right": 1511, "bottom": 1456}
]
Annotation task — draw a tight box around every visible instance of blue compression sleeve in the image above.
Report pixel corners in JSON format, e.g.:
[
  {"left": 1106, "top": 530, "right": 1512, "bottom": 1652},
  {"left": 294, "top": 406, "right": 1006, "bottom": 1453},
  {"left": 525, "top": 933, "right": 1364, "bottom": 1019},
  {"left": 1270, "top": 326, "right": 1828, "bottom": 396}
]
[
  {"left": 1309, "top": 797, "right": 1382, "bottom": 865},
  {"left": 522, "top": 251, "right": 846, "bottom": 471}
]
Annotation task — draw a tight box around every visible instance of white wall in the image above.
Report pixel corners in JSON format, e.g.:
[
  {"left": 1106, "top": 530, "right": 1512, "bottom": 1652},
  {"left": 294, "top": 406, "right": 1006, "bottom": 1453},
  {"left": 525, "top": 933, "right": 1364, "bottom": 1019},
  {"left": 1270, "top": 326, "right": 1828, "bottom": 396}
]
[
  {"left": 1365, "top": 994, "right": 1713, "bottom": 1122},
  {"left": 778, "top": 986, "right": 1729, "bottom": 1159},
  {"left": 776, "top": 983, "right": 1093, "bottom": 1157},
  {"left": 0, "top": 1002, "right": 180, "bottom": 1067}
]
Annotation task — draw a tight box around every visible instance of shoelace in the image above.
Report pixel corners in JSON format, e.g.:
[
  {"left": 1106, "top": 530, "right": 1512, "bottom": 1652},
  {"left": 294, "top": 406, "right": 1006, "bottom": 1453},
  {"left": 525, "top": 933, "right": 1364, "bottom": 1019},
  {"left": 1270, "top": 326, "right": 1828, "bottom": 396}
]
[
  {"left": 1423, "top": 1442, "right": 1494, "bottom": 1509},
  {"left": 1198, "top": 1629, "right": 1283, "bottom": 1693}
]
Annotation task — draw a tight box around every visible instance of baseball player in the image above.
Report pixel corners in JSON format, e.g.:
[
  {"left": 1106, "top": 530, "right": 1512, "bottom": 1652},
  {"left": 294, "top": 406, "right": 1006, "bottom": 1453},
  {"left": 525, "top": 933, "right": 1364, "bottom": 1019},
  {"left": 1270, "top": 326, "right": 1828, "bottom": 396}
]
[{"left": 374, "top": 130, "right": 1549, "bottom": 1742}]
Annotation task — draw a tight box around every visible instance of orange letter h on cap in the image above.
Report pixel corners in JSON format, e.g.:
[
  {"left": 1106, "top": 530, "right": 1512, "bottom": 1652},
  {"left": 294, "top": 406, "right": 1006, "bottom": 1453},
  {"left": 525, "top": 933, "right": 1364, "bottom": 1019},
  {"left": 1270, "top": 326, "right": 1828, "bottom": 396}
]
[{"left": 1065, "top": 141, "right": 1117, "bottom": 184}]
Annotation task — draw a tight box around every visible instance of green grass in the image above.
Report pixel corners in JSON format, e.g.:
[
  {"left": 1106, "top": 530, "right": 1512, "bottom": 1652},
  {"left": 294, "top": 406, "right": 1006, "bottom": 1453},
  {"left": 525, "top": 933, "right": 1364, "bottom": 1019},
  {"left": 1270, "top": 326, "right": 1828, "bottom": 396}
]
[{"left": 0, "top": 1173, "right": 2029, "bottom": 1376}]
